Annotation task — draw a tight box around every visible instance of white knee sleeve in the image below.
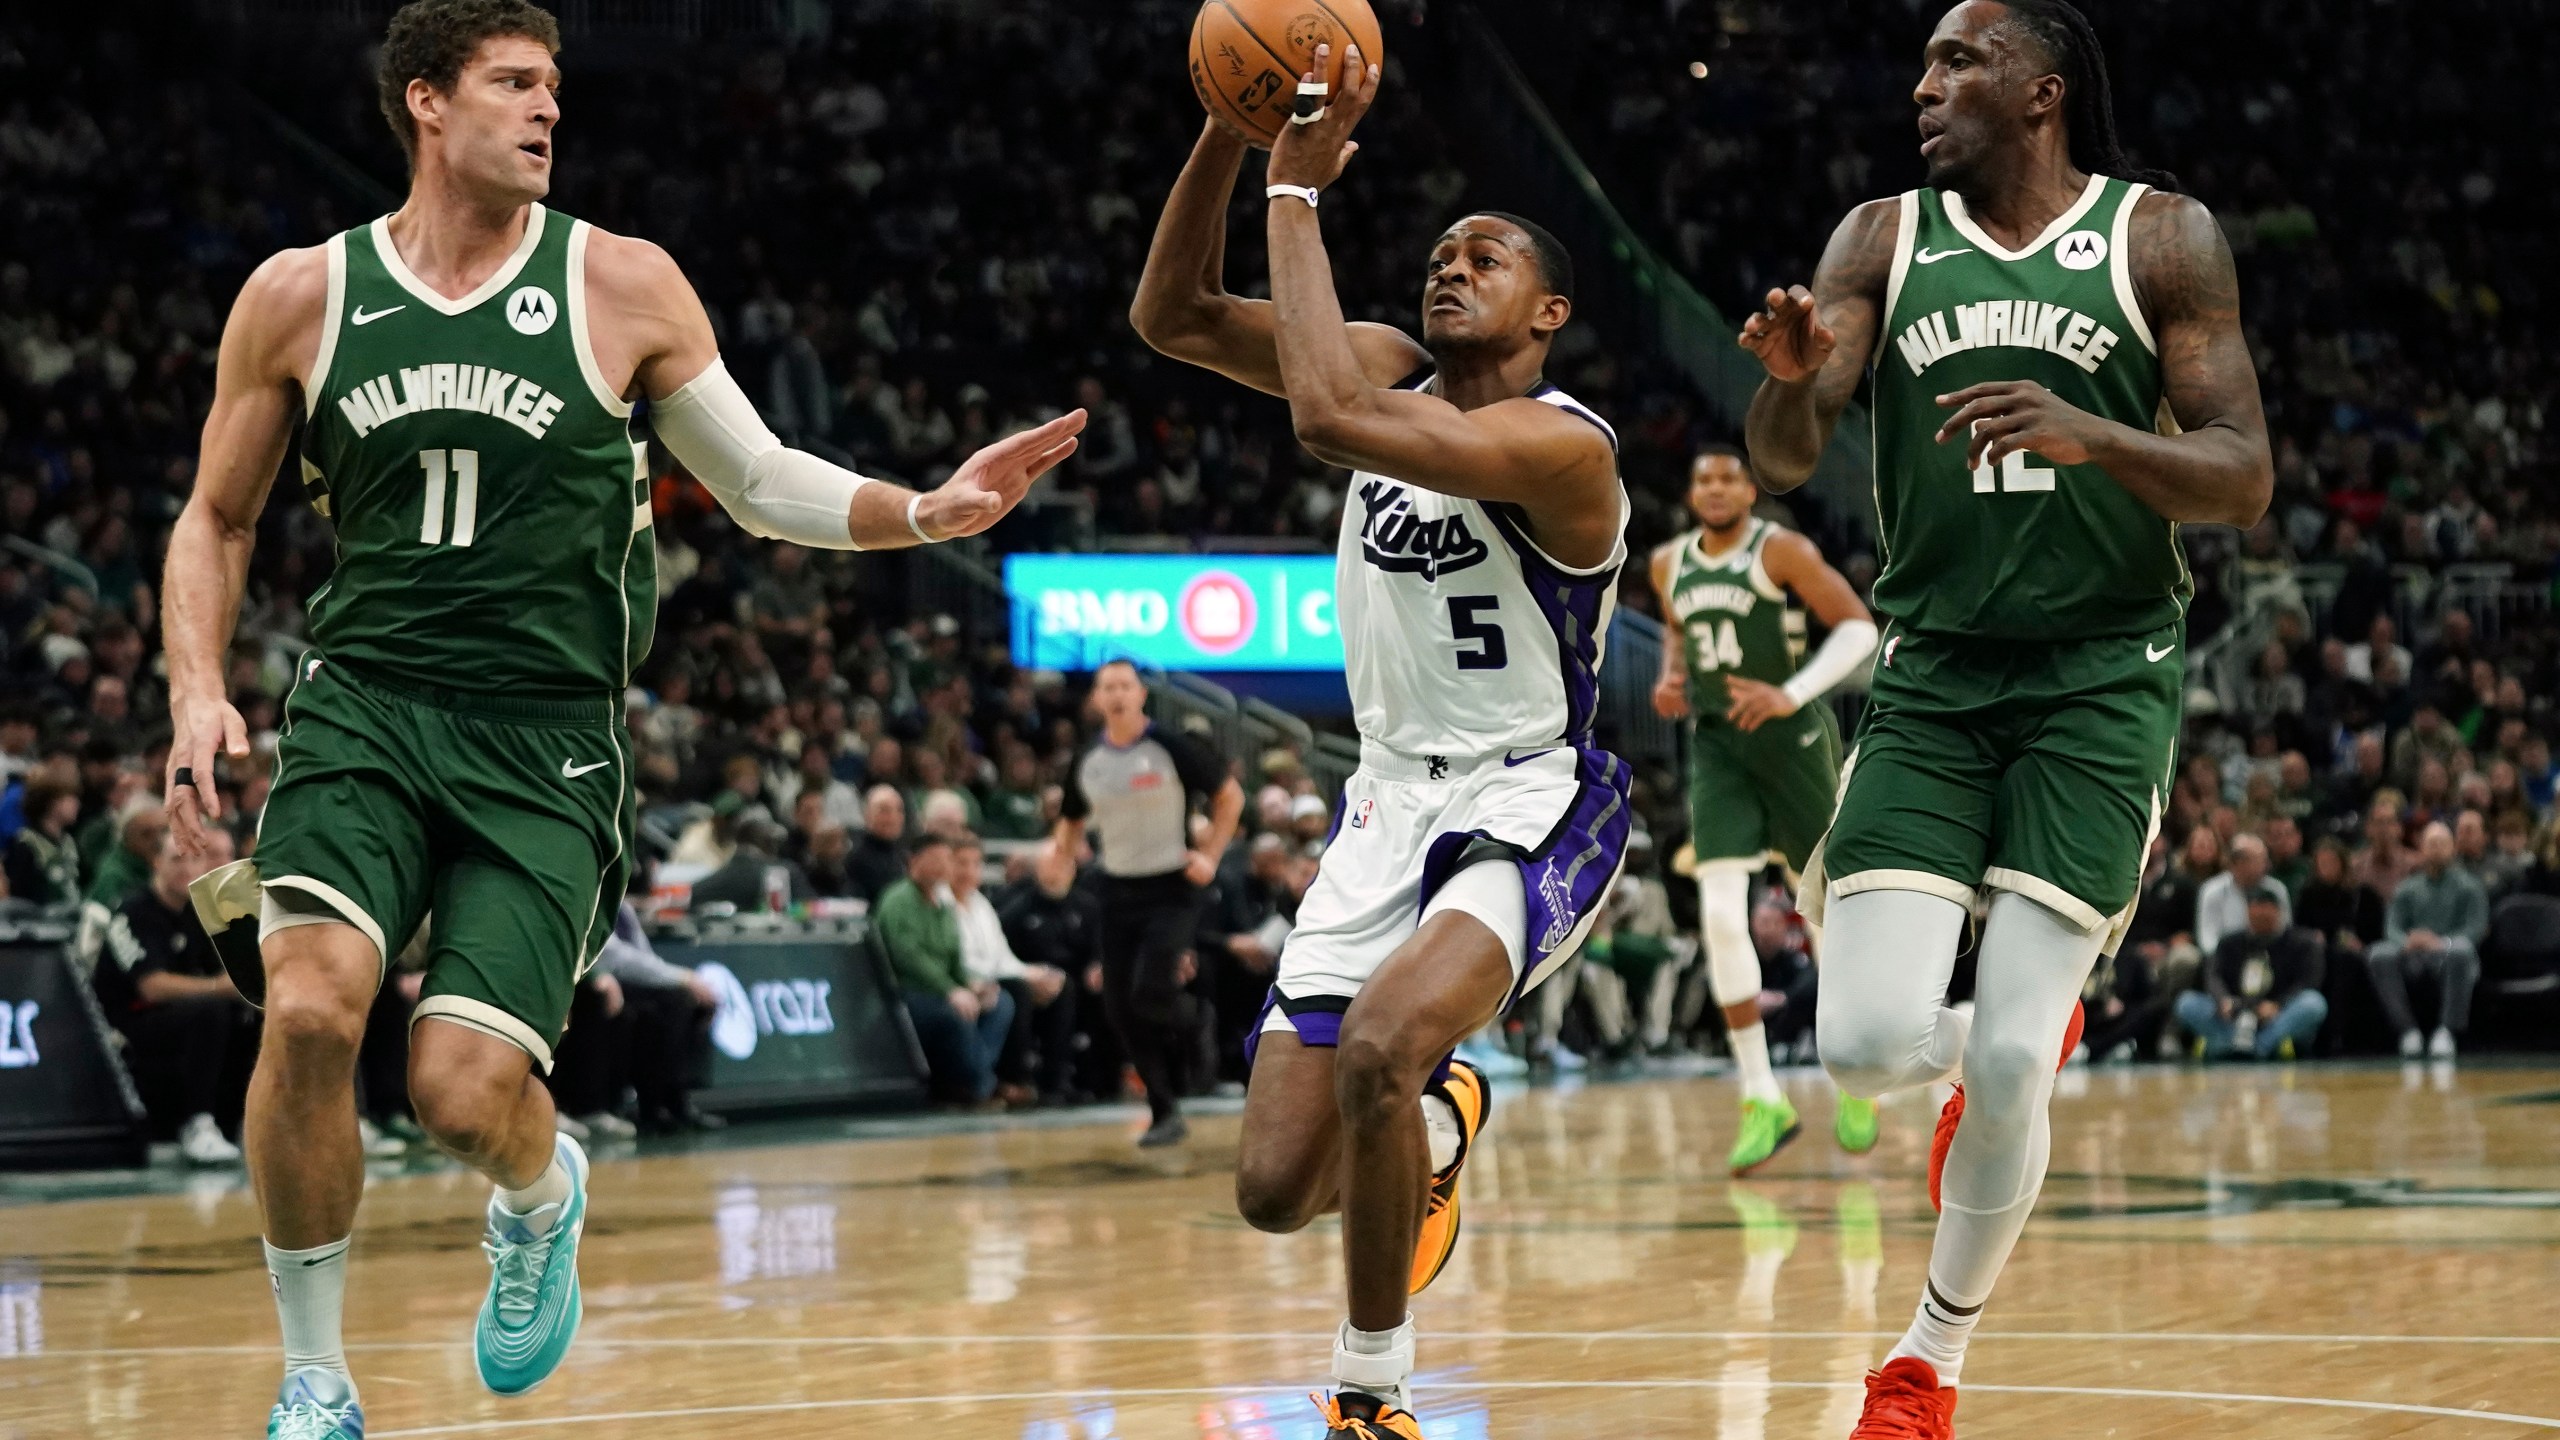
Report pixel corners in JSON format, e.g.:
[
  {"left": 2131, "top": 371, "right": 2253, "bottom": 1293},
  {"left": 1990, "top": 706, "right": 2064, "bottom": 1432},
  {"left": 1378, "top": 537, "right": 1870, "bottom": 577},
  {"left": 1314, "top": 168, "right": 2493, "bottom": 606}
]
[
  {"left": 1814, "top": 887, "right": 1970, "bottom": 1097},
  {"left": 1696, "top": 865, "right": 1760, "bottom": 1008}
]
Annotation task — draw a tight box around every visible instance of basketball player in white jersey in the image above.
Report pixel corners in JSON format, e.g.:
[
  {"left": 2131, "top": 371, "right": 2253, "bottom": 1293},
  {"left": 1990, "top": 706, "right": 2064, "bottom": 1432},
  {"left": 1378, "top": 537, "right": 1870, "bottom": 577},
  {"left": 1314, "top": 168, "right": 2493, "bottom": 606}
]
[{"left": 1133, "top": 48, "right": 1629, "bottom": 1440}]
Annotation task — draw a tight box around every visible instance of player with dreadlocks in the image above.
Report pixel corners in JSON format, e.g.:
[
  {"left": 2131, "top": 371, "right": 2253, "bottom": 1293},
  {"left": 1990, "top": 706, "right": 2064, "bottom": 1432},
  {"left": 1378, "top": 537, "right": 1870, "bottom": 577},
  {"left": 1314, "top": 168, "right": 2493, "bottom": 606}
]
[{"left": 1737, "top": 2, "right": 2269, "bottom": 1434}]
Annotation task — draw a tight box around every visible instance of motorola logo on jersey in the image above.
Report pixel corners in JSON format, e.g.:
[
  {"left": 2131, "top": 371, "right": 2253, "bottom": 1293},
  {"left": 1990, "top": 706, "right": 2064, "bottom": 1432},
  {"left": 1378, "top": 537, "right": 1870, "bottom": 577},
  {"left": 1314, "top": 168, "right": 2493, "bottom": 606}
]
[
  {"left": 505, "top": 285, "right": 558, "bottom": 335},
  {"left": 1177, "top": 570, "right": 1258, "bottom": 656},
  {"left": 1355, "top": 480, "right": 1489, "bottom": 581},
  {"left": 2055, "top": 231, "right": 2108, "bottom": 271}
]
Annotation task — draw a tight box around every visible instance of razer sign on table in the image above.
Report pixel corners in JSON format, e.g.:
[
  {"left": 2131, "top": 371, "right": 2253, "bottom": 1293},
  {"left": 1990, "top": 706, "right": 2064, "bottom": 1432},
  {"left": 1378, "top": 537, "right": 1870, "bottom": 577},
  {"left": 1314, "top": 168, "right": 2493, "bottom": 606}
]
[{"left": 1005, "top": 554, "right": 1344, "bottom": 672}]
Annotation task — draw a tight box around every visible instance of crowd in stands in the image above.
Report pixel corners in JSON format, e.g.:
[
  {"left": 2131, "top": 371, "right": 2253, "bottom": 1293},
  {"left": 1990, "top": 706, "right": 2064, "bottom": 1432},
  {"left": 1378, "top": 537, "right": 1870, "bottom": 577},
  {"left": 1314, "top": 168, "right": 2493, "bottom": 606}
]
[{"left": 3, "top": 1, "right": 2557, "bottom": 1159}]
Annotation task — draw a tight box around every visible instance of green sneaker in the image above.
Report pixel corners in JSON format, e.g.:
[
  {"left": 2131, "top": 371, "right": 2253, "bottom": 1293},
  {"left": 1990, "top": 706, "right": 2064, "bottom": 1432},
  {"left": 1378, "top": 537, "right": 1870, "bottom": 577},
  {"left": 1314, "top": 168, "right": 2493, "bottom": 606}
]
[
  {"left": 1727, "top": 1095, "right": 1802, "bottom": 1176},
  {"left": 474, "top": 1133, "right": 589, "bottom": 1396},
  {"left": 1834, "top": 1092, "right": 1881, "bottom": 1154},
  {"left": 267, "top": 1368, "right": 364, "bottom": 1438}
]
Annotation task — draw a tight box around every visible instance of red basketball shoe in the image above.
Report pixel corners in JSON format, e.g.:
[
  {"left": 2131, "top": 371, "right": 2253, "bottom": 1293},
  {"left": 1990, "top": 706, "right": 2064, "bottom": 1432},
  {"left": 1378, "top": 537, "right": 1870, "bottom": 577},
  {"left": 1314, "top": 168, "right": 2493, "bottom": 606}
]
[{"left": 1850, "top": 1357, "right": 1957, "bottom": 1438}]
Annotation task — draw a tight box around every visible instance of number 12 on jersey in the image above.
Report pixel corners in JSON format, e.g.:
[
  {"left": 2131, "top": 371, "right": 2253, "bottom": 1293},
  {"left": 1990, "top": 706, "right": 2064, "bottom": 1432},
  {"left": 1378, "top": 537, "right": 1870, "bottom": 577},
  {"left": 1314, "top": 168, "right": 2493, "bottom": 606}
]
[
  {"left": 419, "top": 448, "right": 481, "bottom": 547},
  {"left": 1973, "top": 450, "right": 2055, "bottom": 494}
]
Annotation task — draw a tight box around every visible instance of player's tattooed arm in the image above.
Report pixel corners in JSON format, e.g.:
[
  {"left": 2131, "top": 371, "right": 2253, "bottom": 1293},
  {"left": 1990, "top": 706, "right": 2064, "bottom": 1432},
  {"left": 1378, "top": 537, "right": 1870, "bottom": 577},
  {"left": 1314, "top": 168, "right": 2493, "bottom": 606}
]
[
  {"left": 163, "top": 245, "right": 326, "bottom": 840},
  {"left": 1130, "top": 119, "right": 1425, "bottom": 398},
  {"left": 1936, "top": 194, "right": 2272, "bottom": 527},
  {"left": 1649, "top": 544, "right": 1689, "bottom": 720},
  {"left": 1740, "top": 198, "right": 1897, "bottom": 492}
]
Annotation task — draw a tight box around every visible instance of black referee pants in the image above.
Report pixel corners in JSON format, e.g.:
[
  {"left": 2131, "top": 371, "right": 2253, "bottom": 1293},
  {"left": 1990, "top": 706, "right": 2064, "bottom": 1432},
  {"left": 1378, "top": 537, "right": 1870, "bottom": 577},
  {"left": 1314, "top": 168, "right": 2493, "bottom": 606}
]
[{"left": 1100, "top": 872, "right": 1203, "bottom": 1122}]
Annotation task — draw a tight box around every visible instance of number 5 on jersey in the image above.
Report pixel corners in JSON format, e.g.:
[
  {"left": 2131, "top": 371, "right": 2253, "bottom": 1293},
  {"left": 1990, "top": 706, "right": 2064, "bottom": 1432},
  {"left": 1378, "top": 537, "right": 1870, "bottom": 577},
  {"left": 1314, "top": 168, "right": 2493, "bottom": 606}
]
[{"left": 419, "top": 448, "right": 481, "bottom": 546}]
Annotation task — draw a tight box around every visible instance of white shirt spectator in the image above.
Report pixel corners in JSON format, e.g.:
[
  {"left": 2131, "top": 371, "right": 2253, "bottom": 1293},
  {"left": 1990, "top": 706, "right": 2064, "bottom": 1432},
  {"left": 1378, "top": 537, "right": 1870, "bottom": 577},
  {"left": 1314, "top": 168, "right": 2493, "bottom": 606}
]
[
  {"left": 2196, "top": 869, "right": 2291, "bottom": 955},
  {"left": 943, "top": 883, "right": 1030, "bottom": 984}
]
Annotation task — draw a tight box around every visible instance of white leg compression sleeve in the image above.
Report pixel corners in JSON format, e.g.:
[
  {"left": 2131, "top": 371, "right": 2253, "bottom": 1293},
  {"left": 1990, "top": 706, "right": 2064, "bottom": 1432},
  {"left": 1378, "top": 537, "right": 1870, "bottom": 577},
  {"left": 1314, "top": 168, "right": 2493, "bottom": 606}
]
[
  {"left": 1697, "top": 866, "right": 1761, "bottom": 1006},
  {"left": 1889, "top": 891, "right": 2108, "bottom": 1384},
  {"left": 1814, "top": 888, "right": 1973, "bottom": 1098}
]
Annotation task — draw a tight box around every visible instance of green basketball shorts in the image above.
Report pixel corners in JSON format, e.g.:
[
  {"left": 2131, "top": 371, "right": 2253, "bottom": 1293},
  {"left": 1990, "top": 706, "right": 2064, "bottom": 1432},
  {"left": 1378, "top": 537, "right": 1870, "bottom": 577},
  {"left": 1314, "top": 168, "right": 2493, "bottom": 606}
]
[
  {"left": 1809, "top": 621, "right": 2180, "bottom": 946},
  {"left": 1687, "top": 705, "right": 1842, "bottom": 873},
  {"left": 254, "top": 654, "right": 633, "bottom": 1070}
]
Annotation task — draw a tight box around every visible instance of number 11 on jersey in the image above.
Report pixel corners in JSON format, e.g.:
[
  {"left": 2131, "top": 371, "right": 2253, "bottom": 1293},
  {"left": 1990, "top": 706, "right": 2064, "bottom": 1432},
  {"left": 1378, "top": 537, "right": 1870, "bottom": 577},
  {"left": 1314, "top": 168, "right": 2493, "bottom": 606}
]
[{"left": 419, "top": 448, "right": 481, "bottom": 547}]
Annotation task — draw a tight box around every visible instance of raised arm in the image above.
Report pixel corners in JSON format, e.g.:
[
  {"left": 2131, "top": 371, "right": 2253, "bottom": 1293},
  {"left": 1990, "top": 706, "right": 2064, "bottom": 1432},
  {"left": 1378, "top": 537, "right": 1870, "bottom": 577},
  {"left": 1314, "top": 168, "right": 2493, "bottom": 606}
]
[
  {"left": 1934, "top": 192, "right": 2272, "bottom": 528},
  {"left": 1740, "top": 198, "right": 1899, "bottom": 493},
  {"left": 162, "top": 247, "right": 325, "bottom": 847},
  {"left": 585, "top": 230, "right": 1084, "bottom": 549},
  {"left": 1258, "top": 50, "right": 1619, "bottom": 566},
  {"left": 1130, "top": 119, "right": 1425, "bottom": 397}
]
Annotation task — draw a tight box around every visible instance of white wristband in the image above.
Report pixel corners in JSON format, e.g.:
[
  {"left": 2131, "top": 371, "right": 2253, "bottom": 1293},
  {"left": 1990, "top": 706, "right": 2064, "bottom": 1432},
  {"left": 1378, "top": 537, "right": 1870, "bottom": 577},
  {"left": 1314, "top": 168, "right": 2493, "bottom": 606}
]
[
  {"left": 906, "top": 491, "right": 934, "bottom": 544},
  {"left": 1266, "top": 184, "right": 1320, "bottom": 209}
]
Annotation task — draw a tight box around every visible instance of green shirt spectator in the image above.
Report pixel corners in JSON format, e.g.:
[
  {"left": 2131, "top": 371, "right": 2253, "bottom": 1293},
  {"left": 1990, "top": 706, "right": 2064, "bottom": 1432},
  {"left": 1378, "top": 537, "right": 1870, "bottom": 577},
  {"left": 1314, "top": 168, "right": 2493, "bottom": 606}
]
[{"left": 875, "top": 875, "right": 965, "bottom": 994}]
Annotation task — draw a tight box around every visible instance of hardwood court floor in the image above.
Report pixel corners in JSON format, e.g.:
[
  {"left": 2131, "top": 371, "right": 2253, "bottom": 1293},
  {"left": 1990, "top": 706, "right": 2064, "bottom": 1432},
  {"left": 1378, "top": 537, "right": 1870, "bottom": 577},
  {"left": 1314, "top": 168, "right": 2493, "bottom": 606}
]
[{"left": 4, "top": 1063, "right": 2558, "bottom": 1438}]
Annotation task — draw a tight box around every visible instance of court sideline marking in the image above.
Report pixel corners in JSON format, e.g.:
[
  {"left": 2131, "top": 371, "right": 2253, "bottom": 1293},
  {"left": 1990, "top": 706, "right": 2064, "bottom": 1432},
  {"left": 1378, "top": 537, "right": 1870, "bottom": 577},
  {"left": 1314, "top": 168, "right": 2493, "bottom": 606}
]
[
  {"left": 10, "top": 1326, "right": 2560, "bottom": 1358},
  {"left": 5, "top": 1322, "right": 2560, "bottom": 1352},
  {"left": 359, "top": 1380, "right": 2560, "bottom": 1435}
]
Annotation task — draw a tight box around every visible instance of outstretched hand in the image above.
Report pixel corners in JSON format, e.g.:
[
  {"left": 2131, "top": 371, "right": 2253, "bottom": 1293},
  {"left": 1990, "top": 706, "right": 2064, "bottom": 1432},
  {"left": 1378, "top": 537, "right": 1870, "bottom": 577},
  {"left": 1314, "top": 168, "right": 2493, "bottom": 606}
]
[
  {"left": 1738, "top": 285, "right": 1836, "bottom": 384},
  {"left": 1266, "top": 43, "right": 1381, "bottom": 193},
  {"left": 916, "top": 409, "right": 1087, "bottom": 541}
]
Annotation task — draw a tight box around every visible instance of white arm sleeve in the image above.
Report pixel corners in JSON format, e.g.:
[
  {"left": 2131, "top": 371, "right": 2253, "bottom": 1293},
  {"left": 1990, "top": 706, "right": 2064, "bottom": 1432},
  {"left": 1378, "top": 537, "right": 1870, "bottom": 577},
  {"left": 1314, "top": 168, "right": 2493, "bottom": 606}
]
[
  {"left": 650, "top": 358, "right": 875, "bottom": 549},
  {"left": 1780, "top": 617, "right": 1879, "bottom": 709}
]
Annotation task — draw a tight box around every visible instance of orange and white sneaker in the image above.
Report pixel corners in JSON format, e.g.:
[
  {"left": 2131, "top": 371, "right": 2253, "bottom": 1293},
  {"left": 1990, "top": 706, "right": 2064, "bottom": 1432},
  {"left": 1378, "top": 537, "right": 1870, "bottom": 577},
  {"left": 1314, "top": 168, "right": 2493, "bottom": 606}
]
[
  {"left": 1851, "top": 1357, "right": 1957, "bottom": 1438},
  {"left": 1410, "top": 1058, "right": 1490, "bottom": 1293},
  {"left": 1312, "top": 1391, "right": 1425, "bottom": 1438},
  {"left": 1928, "top": 1002, "right": 2083, "bottom": 1213}
]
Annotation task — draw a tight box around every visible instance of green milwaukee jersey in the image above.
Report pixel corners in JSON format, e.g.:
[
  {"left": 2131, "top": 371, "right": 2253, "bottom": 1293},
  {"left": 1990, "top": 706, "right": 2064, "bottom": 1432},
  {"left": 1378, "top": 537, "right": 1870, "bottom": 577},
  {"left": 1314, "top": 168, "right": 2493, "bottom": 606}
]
[
  {"left": 300, "top": 204, "right": 654, "bottom": 696},
  {"left": 1667, "top": 518, "right": 1807, "bottom": 727},
  {"left": 1869, "top": 174, "right": 2182, "bottom": 641}
]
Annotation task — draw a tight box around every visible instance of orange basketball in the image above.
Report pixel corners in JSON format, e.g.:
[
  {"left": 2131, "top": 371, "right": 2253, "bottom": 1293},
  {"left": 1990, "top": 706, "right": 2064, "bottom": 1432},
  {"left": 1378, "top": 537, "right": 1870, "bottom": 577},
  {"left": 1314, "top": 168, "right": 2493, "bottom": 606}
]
[{"left": 1189, "top": 0, "right": 1386, "bottom": 149}]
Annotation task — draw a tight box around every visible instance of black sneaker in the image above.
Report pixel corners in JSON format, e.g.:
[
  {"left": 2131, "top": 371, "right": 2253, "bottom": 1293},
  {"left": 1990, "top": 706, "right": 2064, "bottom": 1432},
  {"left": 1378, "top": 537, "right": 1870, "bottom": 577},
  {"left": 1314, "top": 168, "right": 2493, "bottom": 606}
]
[{"left": 1137, "top": 1112, "right": 1189, "bottom": 1148}]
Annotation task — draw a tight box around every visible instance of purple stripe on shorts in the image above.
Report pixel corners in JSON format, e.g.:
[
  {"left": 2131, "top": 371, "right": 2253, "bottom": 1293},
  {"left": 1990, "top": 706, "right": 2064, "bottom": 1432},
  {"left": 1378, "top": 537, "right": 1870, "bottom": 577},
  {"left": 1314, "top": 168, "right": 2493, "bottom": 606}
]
[{"left": 1511, "top": 745, "right": 1634, "bottom": 1001}]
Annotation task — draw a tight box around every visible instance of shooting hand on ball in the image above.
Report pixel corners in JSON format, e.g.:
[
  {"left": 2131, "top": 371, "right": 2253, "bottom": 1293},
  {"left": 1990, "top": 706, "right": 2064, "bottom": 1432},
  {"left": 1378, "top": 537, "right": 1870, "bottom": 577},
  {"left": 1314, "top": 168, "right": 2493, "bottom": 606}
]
[{"left": 1267, "top": 43, "right": 1380, "bottom": 192}]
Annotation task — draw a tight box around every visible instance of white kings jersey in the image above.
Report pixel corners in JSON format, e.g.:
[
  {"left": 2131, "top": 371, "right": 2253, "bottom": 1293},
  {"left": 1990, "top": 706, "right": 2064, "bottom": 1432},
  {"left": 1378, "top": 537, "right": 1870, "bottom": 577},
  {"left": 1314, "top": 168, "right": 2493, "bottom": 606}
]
[{"left": 1335, "top": 373, "right": 1626, "bottom": 757}]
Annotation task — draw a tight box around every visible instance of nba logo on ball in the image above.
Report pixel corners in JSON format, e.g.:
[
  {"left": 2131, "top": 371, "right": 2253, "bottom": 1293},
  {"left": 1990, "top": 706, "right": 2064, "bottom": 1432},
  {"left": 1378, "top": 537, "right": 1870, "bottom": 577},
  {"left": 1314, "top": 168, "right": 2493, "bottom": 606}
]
[{"left": 1178, "top": 570, "right": 1257, "bottom": 656}]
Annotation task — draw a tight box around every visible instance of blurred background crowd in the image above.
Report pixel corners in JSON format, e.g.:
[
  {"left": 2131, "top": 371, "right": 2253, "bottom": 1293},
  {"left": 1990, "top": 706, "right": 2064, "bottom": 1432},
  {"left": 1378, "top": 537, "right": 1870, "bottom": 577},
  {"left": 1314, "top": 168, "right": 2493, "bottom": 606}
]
[{"left": 1, "top": 0, "right": 2553, "bottom": 1162}]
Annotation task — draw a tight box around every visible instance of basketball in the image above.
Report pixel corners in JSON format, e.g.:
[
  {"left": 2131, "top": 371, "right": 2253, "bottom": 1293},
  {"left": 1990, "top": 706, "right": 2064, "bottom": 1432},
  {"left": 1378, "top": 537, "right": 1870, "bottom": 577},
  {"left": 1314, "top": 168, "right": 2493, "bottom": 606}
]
[{"left": 1189, "top": 0, "right": 1386, "bottom": 148}]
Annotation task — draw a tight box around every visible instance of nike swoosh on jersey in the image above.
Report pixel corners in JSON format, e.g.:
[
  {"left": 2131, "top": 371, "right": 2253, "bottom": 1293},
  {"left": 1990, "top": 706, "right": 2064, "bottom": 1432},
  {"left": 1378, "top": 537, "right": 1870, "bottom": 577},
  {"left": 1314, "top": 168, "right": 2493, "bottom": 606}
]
[
  {"left": 1503, "top": 748, "right": 1557, "bottom": 767},
  {"left": 1913, "top": 247, "right": 1973, "bottom": 265},
  {"left": 561, "top": 758, "right": 611, "bottom": 778},
  {"left": 2146, "top": 643, "right": 2176, "bottom": 662},
  {"left": 350, "top": 304, "right": 406, "bottom": 325},
  {"left": 1798, "top": 729, "right": 1822, "bottom": 747}
]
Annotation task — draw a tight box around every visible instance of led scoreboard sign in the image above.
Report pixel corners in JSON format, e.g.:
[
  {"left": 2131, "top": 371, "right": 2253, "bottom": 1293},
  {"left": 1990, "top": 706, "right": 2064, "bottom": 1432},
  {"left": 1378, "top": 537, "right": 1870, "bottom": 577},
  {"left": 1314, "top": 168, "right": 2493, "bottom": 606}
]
[{"left": 1004, "top": 554, "right": 1343, "bottom": 672}]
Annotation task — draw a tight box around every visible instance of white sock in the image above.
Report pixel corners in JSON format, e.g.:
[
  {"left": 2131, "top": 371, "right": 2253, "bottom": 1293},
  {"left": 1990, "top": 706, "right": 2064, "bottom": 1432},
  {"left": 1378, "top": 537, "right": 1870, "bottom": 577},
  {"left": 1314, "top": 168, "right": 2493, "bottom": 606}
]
[
  {"left": 494, "top": 1154, "right": 571, "bottom": 1235},
  {"left": 1727, "top": 1020, "right": 1783, "bottom": 1104},
  {"left": 1887, "top": 1280, "right": 1981, "bottom": 1385},
  {"left": 1421, "top": 1092, "right": 1461, "bottom": 1176},
  {"left": 1334, "top": 1316, "right": 1416, "bottom": 1403},
  {"left": 264, "top": 1237, "right": 353, "bottom": 1381}
]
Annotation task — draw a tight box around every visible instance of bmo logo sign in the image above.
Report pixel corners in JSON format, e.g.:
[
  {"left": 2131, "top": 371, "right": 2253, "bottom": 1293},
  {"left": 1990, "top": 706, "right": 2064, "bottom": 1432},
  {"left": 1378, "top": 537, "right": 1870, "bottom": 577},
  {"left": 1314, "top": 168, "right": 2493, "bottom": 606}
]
[
  {"left": 1007, "top": 554, "right": 1344, "bottom": 672},
  {"left": 1179, "top": 571, "right": 1257, "bottom": 656}
]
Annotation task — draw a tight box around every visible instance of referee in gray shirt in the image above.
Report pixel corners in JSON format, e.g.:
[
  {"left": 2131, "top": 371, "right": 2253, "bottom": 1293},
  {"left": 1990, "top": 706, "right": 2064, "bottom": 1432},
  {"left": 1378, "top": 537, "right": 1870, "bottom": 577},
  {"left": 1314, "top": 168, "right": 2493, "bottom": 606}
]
[{"left": 1054, "top": 660, "right": 1243, "bottom": 1146}]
